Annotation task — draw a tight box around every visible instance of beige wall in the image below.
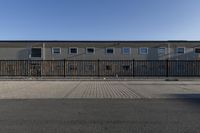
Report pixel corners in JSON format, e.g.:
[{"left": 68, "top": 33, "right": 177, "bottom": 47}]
[
  {"left": 0, "top": 48, "right": 29, "bottom": 60},
  {"left": 0, "top": 41, "right": 199, "bottom": 60},
  {"left": 45, "top": 47, "right": 198, "bottom": 60}
]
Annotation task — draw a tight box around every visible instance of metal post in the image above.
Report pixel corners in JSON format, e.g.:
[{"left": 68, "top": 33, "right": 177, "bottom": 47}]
[
  {"left": 64, "top": 59, "right": 66, "bottom": 77},
  {"left": 166, "top": 59, "right": 169, "bottom": 77},
  {"left": 42, "top": 43, "right": 45, "bottom": 60},
  {"left": 168, "top": 43, "right": 170, "bottom": 59},
  {"left": 98, "top": 59, "right": 100, "bottom": 77},
  {"left": 28, "top": 60, "right": 30, "bottom": 77},
  {"left": 132, "top": 59, "right": 135, "bottom": 77}
]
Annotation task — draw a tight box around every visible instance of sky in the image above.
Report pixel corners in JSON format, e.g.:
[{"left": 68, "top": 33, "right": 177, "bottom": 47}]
[{"left": 0, "top": 0, "right": 200, "bottom": 40}]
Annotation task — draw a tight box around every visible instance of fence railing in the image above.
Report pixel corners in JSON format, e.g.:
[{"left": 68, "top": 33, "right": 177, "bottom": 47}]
[{"left": 0, "top": 60, "right": 200, "bottom": 77}]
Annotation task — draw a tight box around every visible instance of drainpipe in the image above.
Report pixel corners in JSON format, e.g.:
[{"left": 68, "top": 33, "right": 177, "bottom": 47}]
[
  {"left": 168, "top": 43, "right": 170, "bottom": 59},
  {"left": 43, "top": 43, "right": 45, "bottom": 60}
]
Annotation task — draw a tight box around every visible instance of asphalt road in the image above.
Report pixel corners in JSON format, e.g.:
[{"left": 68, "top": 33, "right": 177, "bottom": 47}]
[{"left": 1, "top": 99, "right": 200, "bottom": 133}]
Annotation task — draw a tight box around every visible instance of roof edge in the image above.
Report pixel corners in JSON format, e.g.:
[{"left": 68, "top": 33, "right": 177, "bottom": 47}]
[{"left": 0, "top": 40, "right": 200, "bottom": 43}]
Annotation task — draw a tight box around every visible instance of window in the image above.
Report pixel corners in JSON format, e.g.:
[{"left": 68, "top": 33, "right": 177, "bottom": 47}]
[
  {"left": 69, "top": 48, "right": 78, "bottom": 54},
  {"left": 176, "top": 47, "right": 185, "bottom": 54},
  {"left": 195, "top": 48, "right": 200, "bottom": 53},
  {"left": 106, "top": 48, "right": 114, "bottom": 54},
  {"left": 122, "top": 47, "right": 131, "bottom": 54},
  {"left": 139, "top": 48, "right": 148, "bottom": 54},
  {"left": 158, "top": 47, "right": 166, "bottom": 54},
  {"left": 52, "top": 48, "right": 61, "bottom": 54},
  {"left": 86, "top": 48, "right": 95, "bottom": 54},
  {"left": 122, "top": 65, "right": 130, "bottom": 71},
  {"left": 31, "top": 48, "right": 41, "bottom": 57}
]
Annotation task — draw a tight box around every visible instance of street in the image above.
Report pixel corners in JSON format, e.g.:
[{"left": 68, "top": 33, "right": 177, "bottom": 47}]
[{"left": 0, "top": 81, "right": 200, "bottom": 133}]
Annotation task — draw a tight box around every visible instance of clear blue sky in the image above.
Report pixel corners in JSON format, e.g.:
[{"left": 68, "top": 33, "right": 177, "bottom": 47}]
[{"left": 0, "top": 0, "right": 200, "bottom": 40}]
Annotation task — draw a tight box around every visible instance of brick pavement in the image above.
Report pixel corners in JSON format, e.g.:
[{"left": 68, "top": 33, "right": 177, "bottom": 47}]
[{"left": 0, "top": 81, "right": 199, "bottom": 99}]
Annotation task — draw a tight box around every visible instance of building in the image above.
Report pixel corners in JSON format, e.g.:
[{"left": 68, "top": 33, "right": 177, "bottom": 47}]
[
  {"left": 0, "top": 40, "right": 200, "bottom": 60},
  {"left": 0, "top": 40, "right": 200, "bottom": 77}
]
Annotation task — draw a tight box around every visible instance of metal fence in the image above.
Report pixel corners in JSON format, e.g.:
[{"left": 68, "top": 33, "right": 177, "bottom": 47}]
[{"left": 0, "top": 60, "right": 200, "bottom": 77}]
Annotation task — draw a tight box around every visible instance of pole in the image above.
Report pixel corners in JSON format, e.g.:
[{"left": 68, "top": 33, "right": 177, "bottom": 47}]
[
  {"left": 98, "top": 59, "right": 100, "bottom": 77},
  {"left": 166, "top": 59, "right": 169, "bottom": 77},
  {"left": 132, "top": 59, "right": 135, "bottom": 77},
  {"left": 64, "top": 59, "right": 66, "bottom": 77},
  {"left": 42, "top": 43, "right": 45, "bottom": 60},
  {"left": 168, "top": 43, "right": 170, "bottom": 59}
]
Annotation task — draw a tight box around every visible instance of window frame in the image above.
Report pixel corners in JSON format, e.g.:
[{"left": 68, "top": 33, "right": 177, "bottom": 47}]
[
  {"left": 86, "top": 47, "right": 95, "bottom": 54},
  {"left": 194, "top": 48, "right": 200, "bottom": 53},
  {"left": 69, "top": 47, "right": 78, "bottom": 54},
  {"left": 31, "top": 47, "right": 42, "bottom": 58},
  {"left": 139, "top": 47, "right": 148, "bottom": 55},
  {"left": 106, "top": 47, "right": 114, "bottom": 54},
  {"left": 158, "top": 47, "right": 167, "bottom": 54},
  {"left": 52, "top": 47, "right": 61, "bottom": 54},
  {"left": 122, "top": 47, "right": 131, "bottom": 55},
  {"left": 176, "top": 47, "right": 185, "bottom": 54}
]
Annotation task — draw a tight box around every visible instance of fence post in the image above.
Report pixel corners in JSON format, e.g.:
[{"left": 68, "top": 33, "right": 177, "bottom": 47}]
[
  {"left": 40, "top": 60, "right": 42, "bottom": 77},
  {"left": 28, "top": 60, "right": 30, "bottom": 77},
  {"left": 98, "top": 59, "right": 100, "bottom": 77},
  {"left": 64, "top": 59, "right": 66, "bottom": 77},
  {"left": 132, "top": 59, "right": 135, "bottom": 77},
  {"left": 166, "top": 59, "right": 169, "bottom": 77}
]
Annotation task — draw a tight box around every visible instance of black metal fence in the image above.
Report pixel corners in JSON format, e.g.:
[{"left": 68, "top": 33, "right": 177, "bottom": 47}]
[{"left": 0, "top": 60, "right": 200, "bottom": 77}]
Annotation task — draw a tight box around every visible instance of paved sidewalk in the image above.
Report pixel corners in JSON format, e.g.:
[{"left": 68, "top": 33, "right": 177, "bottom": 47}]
[{"left": 0, "top": 81, "right": 200, "bottom": 99}]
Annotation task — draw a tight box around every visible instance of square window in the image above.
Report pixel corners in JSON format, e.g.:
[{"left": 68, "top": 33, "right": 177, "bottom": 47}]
[
  {"left": 69, "top": 48, "right": 78, "bottom": 54},
  {"left": 86, "top": 48, "right": 95, "bottom": 54},
  {"left": 106, "top": 48, "right": 114, "bottom": 54},
  {"left": 52, "top": 48, "right": 61, "bottom": 54},
  {"left": 176, "top": 48, "right": 185, "bottom": 54},
  {"left": 158, "top": 47, "right": 166, "bottom": 54},
  {"left": 195, "top": 48, "right": 200, "bottom": 53},
  {"left": 139, "top": 48, "right": 148, "bottom": 54},
  {"left": 31, "top": 48, "right": 41, "bottom": 57},
  {"left": 123, "top": 47, "right": 131, "bottom": 54}
]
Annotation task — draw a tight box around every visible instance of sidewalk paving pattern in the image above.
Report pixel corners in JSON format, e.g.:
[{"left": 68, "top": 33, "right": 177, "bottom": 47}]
[{"left": 0, "top": 81, "right": 200, "bottom": 99}]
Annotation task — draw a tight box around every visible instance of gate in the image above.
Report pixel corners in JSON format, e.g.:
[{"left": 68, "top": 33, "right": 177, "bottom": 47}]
[{"left": 29, "top": 61, "right": 41, "bottom": 76}]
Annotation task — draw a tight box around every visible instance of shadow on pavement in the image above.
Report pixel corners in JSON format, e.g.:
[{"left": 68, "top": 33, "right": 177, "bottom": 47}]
[
  {"left": 162, "top": 94, "right": 200, "bottom": 106},
  {"left": 0, "top": 98, "right": 200, "bottom": 133}
]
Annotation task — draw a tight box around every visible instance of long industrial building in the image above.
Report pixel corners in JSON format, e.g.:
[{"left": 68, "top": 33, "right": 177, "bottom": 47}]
[
  {"left": 0, "top": 40, "right": 200, "bottom": 60},
  {"left": 0, "top": 40, "right": 200, "bottom": 77}
]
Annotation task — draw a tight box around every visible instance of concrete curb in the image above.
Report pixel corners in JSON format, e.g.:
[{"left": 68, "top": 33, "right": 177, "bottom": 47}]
[{"left": 0, "top": 77, "right": 199, "bottom": 81}]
